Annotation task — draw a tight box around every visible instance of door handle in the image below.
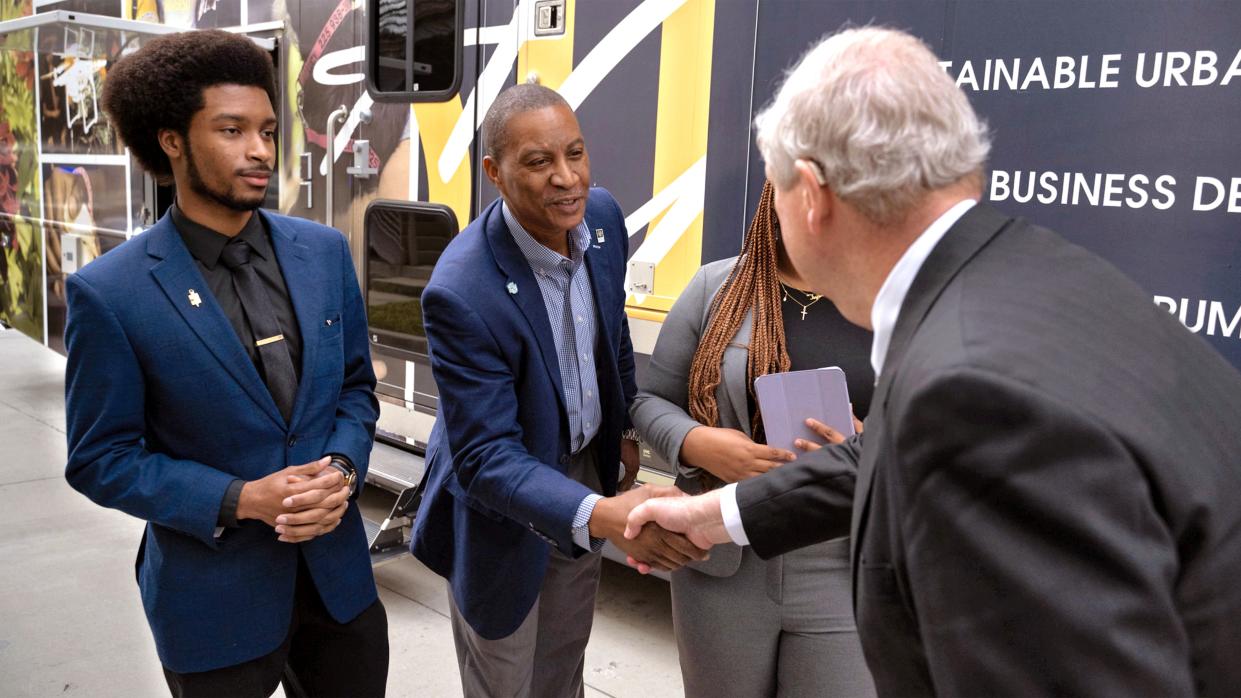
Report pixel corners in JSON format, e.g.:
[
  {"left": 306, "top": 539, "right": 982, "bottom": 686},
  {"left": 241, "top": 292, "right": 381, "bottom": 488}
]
[{"left": 324, "top": 105, "right": 349, "bottom": 229}]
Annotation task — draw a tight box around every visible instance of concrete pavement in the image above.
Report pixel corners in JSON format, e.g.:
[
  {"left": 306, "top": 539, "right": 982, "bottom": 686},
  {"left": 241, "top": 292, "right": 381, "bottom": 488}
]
[{"left": 0, "top": 327, "right": 682, "bottom": 697}]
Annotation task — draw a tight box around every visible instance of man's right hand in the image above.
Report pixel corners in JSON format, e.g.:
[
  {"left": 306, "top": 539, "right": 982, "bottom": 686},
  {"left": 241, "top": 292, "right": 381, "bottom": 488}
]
[
  {"left": 623, "top": 521, "right": 709, "bottom": 572},
  {"left": 680, "top": 426, "right": 797, "bottom": 483},
  {"left": 624, "top": 488, "right": 732, "bottom": 553},
  {"left": 236, "top": 457, "right": 348, "bottom": 536},
  {"left": 588, "top": 486, "right": 709, "bottom": 571}
]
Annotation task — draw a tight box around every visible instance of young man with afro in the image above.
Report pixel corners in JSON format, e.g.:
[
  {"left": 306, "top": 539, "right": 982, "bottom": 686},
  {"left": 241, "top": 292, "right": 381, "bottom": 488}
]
[{"left": 64, "top": 29, "right": 388, "bottom": 697}]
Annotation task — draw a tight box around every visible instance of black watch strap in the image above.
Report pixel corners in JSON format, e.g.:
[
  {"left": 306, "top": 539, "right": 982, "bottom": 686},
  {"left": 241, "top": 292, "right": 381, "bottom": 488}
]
[{"left": 328, "top": 455, "right": 357, "bottom": 495}]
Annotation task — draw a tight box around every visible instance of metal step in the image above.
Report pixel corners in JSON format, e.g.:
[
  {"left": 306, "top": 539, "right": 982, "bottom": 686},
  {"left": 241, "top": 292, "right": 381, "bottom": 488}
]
[
  {"left": 363, "top": 441, "right": 426, "bottom": 567},
  {"left": 364, "top": 516, "right": 409, "bottom": 566},
  {"left": 366, "top": 439, "right": 425, "bottom": 493}
]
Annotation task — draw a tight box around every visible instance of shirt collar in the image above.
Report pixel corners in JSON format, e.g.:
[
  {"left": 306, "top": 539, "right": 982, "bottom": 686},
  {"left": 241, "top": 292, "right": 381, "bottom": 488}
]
[
  {"left": 170, "top": 203, "right": 270, "bottom": 269},
  {"left": 869, "top": 199, "right": 977, "bottom": 378},
  {"left": 501, "top": 201, "right": 590, "bottom": 277}
]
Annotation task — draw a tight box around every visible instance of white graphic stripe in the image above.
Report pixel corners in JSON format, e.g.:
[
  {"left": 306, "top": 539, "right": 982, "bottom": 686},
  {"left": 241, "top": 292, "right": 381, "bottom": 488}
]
[
  {"left": 407, "top": 107, "right": 420, "bottom": 202},
  {"left": 438, "top": 1, "right": 528, "bottom": 182},
  {"left": 559, "top": 0, "right": 688, "bottom": 110},
  {"left": 625, "top": 156, "right": 707, "bottom": 300},
  {"left": 623, "top": 154, "right": 706, "bottom": 238},
  {"left": 464, "top": 24, "right": 510, "bottom": 47},
  {"left": 437, "top": 0, "right": 686, "bottom": 182}
]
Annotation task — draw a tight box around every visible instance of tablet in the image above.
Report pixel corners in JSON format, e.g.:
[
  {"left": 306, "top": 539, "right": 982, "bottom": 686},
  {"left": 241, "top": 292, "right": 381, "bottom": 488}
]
[{"left": 754, "top": 366, "right": 854, "bottom": 452}]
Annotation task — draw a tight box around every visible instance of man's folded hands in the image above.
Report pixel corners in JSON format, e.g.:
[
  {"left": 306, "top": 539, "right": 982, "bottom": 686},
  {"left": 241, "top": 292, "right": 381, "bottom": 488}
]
[{"left": 237, "top": 456, "right": 351, "bottom": 543}]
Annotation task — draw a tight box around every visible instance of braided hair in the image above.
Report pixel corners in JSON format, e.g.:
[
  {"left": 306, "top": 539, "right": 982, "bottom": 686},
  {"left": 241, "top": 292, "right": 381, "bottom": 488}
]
[{"left": 686, "top": 181, "right": 789, "bottom": 488}]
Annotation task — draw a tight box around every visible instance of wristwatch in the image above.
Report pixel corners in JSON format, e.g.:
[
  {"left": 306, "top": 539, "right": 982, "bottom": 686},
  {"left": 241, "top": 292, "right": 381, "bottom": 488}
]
[
  {"left": 329, "top": 456, "right": 357, "bottom": 496},
  {"left": 621, "top": 427, "right": 641, "bottom": 443}
]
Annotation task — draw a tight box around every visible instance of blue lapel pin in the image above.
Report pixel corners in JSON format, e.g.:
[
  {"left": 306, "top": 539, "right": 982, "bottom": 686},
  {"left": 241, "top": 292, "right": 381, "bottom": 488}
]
[{"left": 507, "top": 281, "right": 518, "bottom": 295}]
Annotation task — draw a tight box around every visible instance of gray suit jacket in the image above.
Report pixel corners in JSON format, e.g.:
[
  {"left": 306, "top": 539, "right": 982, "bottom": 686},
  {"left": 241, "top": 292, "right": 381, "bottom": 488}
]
[
  {"left": 631, "top": 257, "right": 753, "bottom": 576},
  {"left": 736, "top": 204, "right": 1241, "bottom": 696}
]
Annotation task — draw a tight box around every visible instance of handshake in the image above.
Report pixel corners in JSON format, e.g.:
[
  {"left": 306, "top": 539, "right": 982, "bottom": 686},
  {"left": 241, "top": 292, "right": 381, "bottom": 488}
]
[
  {"left": 237, "top": 457, "right": 352, "bottom": 543},
  {"left": 588, "top": 486, "right": 733, "bottom": 574}
]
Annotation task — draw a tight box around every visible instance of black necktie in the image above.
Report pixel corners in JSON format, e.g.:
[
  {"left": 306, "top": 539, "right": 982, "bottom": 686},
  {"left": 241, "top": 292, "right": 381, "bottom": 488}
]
[{"left": 219, "top": 238, "right": 298, "bottom": 423}]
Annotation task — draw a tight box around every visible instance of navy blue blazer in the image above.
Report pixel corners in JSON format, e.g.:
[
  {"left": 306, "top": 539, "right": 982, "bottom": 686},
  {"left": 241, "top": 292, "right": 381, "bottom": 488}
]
[
  {"left": 64, "top": 210, "right": 380, "bottom": 673},
  {"left": 411, "top": 188, "right": 637, "bottom": 640}
]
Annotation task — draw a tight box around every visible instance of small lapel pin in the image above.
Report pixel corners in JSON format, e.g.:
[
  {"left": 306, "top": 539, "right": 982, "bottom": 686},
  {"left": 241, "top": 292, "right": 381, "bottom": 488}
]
[
  {"left": 595, "top": 228, "right": 605, "bottom": 244},
  {"left": 187, "top": 289, "right": 202, "bottom": 307},
  {"left": 506, "top": 281, "right": 518, "bottom": 295}
]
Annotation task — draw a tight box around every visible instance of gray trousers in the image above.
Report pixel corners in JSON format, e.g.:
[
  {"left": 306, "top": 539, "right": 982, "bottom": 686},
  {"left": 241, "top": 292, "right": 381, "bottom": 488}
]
[
  {"left": 448, "top": 446, "right": 604, "bottom": 698},
  {"left": 671, "top": 537, "right": 876, "bottom": 698}
]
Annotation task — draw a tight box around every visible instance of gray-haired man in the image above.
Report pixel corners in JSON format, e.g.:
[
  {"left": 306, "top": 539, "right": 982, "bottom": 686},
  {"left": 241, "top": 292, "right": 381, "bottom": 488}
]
[{"left": 626, "top": 26, "right": 1241, "bottom": 697}]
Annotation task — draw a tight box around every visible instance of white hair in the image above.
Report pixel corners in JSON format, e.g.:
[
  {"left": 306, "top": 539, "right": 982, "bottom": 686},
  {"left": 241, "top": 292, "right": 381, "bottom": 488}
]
[{"left": 755, "top": 26, "right": 990, "bottom": 224}]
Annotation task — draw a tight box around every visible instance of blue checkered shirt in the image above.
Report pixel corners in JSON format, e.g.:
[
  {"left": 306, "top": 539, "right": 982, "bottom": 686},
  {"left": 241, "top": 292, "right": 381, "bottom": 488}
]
[{"left": 502, "top": 203, "right": 605, "bottom": 552}]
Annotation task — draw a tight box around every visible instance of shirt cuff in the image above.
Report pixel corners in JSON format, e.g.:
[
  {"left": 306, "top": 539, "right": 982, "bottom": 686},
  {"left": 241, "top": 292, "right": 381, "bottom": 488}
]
[
  {"left": 214, "top": 478, "right": 245, "bottom": 538},
  {"left": 327, "top": 453, "right": 355, "bottom": 472},
  {"left": 571, "top": 493, "right": 606, "bottom": 553},
  {"left": 720, "top": 483, "right": 750, "bottom": 546}
]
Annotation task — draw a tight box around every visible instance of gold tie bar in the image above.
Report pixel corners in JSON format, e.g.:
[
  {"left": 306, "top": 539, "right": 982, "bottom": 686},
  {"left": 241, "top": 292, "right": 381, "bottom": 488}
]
[{"left": 255, "top": 334, "right": 284, "bottom": 347}]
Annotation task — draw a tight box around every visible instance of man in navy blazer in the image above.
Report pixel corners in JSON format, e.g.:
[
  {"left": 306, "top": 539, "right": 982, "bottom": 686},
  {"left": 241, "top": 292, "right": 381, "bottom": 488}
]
[
  {"left": 64, "top": 31, "right": 387, "bottom": 696},
  {"left": 412, "top": 84, "right": 705, "bottom": 697}
]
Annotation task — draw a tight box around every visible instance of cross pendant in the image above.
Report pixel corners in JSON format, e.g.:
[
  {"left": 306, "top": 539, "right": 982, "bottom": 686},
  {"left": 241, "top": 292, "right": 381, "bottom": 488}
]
[{"left": 800, "top": 307, "right": 808, "bottom": 320}]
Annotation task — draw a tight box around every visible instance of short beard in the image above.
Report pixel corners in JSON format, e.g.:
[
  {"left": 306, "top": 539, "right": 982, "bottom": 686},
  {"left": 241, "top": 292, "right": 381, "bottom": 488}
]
[{"left": 184, "top": 135, "right": 266, "bottom": 212}]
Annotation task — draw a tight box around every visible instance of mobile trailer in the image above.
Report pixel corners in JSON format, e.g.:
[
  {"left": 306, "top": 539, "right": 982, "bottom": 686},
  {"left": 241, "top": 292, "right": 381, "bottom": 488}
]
[{"left": 2, "top": 0, "right": 1240, "bottom": 561}]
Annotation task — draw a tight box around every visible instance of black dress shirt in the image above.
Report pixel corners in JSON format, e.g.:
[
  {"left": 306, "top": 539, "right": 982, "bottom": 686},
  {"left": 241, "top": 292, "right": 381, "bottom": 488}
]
[
  {"left": 171, "top": 205, "right": 307, "bottom": 530},
  {"left": 171, "top": 204, "right": 303, "bottom": 382},
  {"left": 746, "top": 285, "right": 876, "bottom": 434},
  {"left": 781, "top": 285, "right": 875, "bottom": 420}
]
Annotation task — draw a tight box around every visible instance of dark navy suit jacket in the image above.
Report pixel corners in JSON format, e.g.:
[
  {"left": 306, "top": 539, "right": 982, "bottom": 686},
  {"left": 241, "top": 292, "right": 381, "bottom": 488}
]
[
  {"left": 64, "top": 209, "right": 379, "bottom": 673},
  {"left": 411, "top": 188, "right": 637, "bottom": 640}
]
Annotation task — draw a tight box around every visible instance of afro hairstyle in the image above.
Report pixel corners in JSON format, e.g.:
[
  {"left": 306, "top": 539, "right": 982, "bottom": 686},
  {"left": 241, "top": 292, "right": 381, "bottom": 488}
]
[{"left": 101, "top": 30, "right": 276, "bottom": 184}]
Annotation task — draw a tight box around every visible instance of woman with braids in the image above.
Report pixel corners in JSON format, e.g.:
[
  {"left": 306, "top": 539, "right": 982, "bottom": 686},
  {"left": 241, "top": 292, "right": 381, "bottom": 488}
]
[{"left": 631, "top": 181, "right": 876, "bottom": 697}]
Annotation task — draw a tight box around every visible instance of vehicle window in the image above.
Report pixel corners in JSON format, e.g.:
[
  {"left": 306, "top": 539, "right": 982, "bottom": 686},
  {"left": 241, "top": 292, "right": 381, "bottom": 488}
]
[
  {"left": 367, "top": 0, "right": 463, "bottom": 101},
  {"left": 364, "top": 200, "right": 457, "bottom": 356}
]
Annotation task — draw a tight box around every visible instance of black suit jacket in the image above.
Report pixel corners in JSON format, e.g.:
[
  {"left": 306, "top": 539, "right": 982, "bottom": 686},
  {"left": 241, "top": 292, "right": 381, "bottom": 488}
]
[{"left": 737, "top": 204, "right": 1241, "bottom": 696}]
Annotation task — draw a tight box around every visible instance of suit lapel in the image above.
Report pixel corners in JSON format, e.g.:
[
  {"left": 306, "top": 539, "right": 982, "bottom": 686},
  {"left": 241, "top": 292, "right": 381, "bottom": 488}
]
[
  {"left": 849, "top": 204, "right": 1014, "bottom": 578},
  {"left": 145, "top": 217, "right": 285, "bottom": 428},
  {"left": 264, "top": 211, "right": 318, "bottom": 427},
  {"left": 582, "top": 204, "right": 621, "bottom": 359},
  {"left": 484, "top": 202, "right": 567, "bottom": 416},
  {"left": 583, "top": 242, "right": 619, "bottom": 413}
]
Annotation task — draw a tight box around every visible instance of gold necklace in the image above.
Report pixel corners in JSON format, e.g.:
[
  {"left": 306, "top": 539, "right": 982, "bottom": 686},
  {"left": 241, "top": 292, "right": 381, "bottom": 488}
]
[{"left": 779, "top": 281, "right": 824, "bottom": 320}]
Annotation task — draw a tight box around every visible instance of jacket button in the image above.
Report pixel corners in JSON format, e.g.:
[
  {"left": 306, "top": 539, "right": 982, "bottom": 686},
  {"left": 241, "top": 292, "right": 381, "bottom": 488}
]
[
  {"left": 287, "top": 435, "right": 297, "bottom": 447},
  {"left": 559, "top": 455, "right": 568, "bottom": 465}
]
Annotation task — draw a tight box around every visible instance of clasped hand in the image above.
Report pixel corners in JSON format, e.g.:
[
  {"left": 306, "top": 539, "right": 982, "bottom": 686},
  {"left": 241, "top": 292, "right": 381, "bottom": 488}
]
[
  {"left": 588, "top": 485, "right": 710, "bottom": 573},
  {"left": 620, "top": 488, "right": 732, "bottom": 574},
  {"left": 236, "top": 457, "right": 351, "bottom": 543}
]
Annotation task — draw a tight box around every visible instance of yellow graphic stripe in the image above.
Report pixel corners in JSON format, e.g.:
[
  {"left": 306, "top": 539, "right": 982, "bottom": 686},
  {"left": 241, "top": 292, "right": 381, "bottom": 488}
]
[
  {"left": 414, "top": 100, "right": 472, "bottom": 231},
  {"left": 633, "top": 0, "right": 714, "bottom": 314},
  {"left": 279, "top": 46, "right": 307, "bottom": 213},
  {"left": 518, "top": 0, "right": 577, "bottom": 90}
]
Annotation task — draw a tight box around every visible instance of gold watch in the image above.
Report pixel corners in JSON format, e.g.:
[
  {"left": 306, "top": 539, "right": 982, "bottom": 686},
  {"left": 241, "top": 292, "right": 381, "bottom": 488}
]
[{"left": 330, "top": 458, "right": 357, "bottom": 495}]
